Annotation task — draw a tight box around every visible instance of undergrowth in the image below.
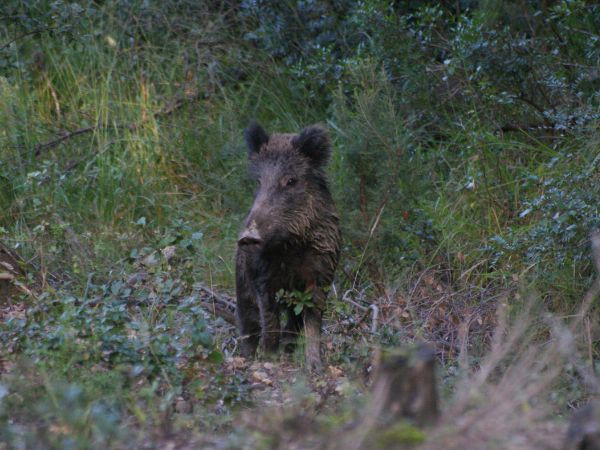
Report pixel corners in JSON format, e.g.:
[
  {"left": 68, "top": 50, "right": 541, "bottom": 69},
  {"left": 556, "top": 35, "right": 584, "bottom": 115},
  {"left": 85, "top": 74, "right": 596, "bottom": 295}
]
[{"left": 0, "top": 0, "right": 598, "bottom": 448}]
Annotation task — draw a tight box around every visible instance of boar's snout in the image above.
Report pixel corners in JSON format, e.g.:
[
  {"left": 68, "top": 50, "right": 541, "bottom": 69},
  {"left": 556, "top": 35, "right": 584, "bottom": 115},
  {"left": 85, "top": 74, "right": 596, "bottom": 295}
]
[{"left": 238, "top": 224, "right": 262, "bottom": 249}]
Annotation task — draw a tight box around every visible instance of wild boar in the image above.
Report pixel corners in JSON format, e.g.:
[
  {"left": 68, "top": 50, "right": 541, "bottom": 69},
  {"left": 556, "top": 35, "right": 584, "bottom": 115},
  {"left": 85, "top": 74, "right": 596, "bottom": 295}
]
[{"left": 235, "top": 122, "right": 341, "bottom": 370}]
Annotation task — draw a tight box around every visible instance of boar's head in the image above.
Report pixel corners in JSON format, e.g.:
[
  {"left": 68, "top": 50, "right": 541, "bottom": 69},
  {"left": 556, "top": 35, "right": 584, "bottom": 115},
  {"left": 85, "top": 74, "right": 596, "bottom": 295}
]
[{"left": 238, "top": 121, "right": 332, "bottom": 253}]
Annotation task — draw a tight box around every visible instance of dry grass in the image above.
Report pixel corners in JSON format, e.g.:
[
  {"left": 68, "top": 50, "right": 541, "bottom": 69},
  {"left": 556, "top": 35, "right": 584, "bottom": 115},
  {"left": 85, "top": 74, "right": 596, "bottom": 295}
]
[
  {"left": 422, "top": 233, "right": 600, "bottom": 450},
  {"left": 223, "top": 234, "right": 600, "bottom": 450}
]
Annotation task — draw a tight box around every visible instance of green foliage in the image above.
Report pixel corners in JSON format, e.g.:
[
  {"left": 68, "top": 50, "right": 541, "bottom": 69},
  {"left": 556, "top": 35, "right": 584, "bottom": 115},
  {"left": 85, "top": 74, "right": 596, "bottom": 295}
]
[
  {"left": 277, "top": 288, "right": 315, "bottom": 315},
  {"left": 491, "top": 139, "right": 600, "bottom": 300},
  {"left": 230, "top": 0, "right": 600, "bottom": 292},
  {"left": 376, "top": 421, "right": 426, "bottom": 447},
  {"left": 238, "top": 0, "right": 358, "bottom": 99},
  {"left": 1, "top": 1, "right": 96, "bottom": 77},
  {"left": 0, "top": 274, "right": 246, "bottom": 447},
  {"left": 330, "top": 63, "right": 434, "bottom": 277},
  {"left": 1, "top": 0, "right": 599, "bottom": 447}
]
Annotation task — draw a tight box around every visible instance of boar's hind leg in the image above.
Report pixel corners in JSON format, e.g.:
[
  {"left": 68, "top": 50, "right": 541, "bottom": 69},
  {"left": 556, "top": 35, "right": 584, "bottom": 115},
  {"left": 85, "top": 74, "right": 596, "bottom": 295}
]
[
  {"left": 304, "top": 302, "right": 323, "bottom": 372},
  {"left": 236, "top": 291, "right": 260, "bottom": 358},
  {"left": 258, "top": 294, "right": 280, "bottom": 354}
]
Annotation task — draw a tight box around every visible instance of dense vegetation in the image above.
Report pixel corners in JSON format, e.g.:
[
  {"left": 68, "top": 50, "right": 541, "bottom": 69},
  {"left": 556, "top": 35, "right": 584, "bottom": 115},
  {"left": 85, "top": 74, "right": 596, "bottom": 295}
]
[{"left": 0, "top": 1, "right": 598, "bottom": 448}]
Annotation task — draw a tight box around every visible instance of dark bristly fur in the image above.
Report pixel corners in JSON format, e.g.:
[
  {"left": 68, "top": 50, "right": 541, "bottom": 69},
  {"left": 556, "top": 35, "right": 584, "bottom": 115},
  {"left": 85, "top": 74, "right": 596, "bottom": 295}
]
[{"left": 235, "top": 122, "right": 341, "bottom": 371}]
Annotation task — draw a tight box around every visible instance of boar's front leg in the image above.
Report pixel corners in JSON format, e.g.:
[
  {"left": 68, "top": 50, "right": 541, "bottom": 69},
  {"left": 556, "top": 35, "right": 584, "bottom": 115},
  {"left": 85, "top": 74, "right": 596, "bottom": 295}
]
[
  {"left": 236, "top": 252, "right": 262, "bottom": 358},
  {"left": 235, "top": 288, "right": 260, "bottom": 358},
  {"left": 258, "top": 292, "right": 280, "bottom": 354},
  {"left": 304, "top": 288, "right": 325, "bottom": 371}
]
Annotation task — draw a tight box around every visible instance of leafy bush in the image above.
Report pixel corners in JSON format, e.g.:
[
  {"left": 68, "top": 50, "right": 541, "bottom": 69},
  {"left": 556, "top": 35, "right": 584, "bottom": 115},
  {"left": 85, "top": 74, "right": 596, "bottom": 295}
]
[
  {"left": 494, "top": 139, "right": 600, "bottom": 299},
  {"left": 330, "top": 64, "right": 434, "bottom": 277},
  {"left": 0, "top": 272, "right": 246, "bottom": 447}
]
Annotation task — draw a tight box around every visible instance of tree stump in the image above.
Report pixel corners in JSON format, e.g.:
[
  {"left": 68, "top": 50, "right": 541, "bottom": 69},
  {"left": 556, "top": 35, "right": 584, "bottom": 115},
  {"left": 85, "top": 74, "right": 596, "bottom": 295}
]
[
  {"left": 564, "top": 400, "right": 600, "bottom": 450},
  {"left": 370, "top": 343, "right": 439, "bottom": 427},
  {"left": 343, "top": 343, "right": 439, "bottom": 450}
]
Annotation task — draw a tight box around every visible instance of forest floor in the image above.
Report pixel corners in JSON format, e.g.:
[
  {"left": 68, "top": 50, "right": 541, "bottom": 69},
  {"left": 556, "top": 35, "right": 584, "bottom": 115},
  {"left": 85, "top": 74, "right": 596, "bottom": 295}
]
[
  {"left": 1, "top": 249, "right": 592, "bottom": 449},
  {"left": 1, "top": 1, "right": 599, "bottom": 448}
]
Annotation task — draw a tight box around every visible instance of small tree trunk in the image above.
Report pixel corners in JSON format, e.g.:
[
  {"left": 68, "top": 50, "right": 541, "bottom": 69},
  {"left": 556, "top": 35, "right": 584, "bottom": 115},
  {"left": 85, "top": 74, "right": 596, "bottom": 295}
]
[{"left": 370, "top": 343, "right": 439, "bottom": 427}]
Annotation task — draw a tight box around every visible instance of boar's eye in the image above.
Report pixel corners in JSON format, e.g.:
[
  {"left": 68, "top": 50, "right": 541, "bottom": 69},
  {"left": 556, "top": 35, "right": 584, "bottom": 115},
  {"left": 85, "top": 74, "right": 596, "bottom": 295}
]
[{"left": 284, "top": 177, "right": 297, "bottom": 187}]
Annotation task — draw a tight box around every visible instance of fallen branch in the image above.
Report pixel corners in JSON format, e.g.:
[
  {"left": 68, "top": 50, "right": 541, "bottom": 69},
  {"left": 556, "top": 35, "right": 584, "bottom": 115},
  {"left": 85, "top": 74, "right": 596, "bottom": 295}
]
[
  {"left": 341, "top": 288, "right": 369, "bottom": 312},
  {"left": 34, "top": 90, "right": 202, "bottom": 156},
  {"left": 194, "top": 282, "right": 236, "bottom": 325},
  {"left": 369, "top": 304, "right": 379, "bottom": 334}
]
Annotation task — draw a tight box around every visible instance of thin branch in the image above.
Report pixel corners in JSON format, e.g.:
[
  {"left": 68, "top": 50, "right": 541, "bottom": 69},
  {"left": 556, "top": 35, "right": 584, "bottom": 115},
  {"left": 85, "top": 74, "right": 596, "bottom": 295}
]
[
  {"left": 0, "top": 27, "right": 57, "bottom": 51},
  {"left": 34, "top": 126, "right": 96, "bottom": 156},
  {"left": 341, "top": 287, "right": 371, "bottom": 313},
  {"left": 561, "top": 26, "right": 600, "bottom": 39},
  {"left": 496, "top": 122, "right": 554, "bottom": 133},
  {"left": 33, "top": 90, "right": 202, "bottom": 156}
]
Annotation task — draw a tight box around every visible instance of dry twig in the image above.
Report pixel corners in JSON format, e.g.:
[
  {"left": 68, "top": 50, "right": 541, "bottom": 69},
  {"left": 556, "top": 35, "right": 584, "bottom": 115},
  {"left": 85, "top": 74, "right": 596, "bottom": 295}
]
[{"left": 194, "top": 282, "right": 236, "bottom": 324}]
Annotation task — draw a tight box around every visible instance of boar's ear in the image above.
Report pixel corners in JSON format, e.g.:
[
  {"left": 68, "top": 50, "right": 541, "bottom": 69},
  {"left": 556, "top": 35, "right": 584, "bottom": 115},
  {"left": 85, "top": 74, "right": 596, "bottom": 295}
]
[
  {"left": 244, "top": 121, "right": 269, "bottom": 156},
  {"left": 293, "top": 124, "right": 331, "bottom": 167}
]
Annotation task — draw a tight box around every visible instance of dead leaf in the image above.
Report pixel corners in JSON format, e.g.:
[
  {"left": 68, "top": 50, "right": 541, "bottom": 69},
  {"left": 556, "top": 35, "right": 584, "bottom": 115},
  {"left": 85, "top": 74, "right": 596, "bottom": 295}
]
[
  {"left": 327, "top": 365, "right": 343, "bottom": 378},
  {"left": 0, "top": 262, "right": 15, "bottom": 272},
  {"left": 226, "top": 357, "right": 247, "bottom": 370},
  {"left": 126, "top": 271, "right": 149, "bottom": 286},
  {"left": 162, "top": 245, "right": 177, "bottom": 262},
  {"left": 252, "top": 371, "right": 273, "bottom": 386},
  {"left": 141, "top": 252, "right": 159, "bottom": 267}
]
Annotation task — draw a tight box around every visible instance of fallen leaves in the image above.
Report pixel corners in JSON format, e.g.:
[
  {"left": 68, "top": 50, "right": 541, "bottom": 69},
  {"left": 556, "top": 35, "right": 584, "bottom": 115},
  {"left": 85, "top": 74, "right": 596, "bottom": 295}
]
[{"left": 252, "top": 370, "right": 273, "bottom": 386}]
